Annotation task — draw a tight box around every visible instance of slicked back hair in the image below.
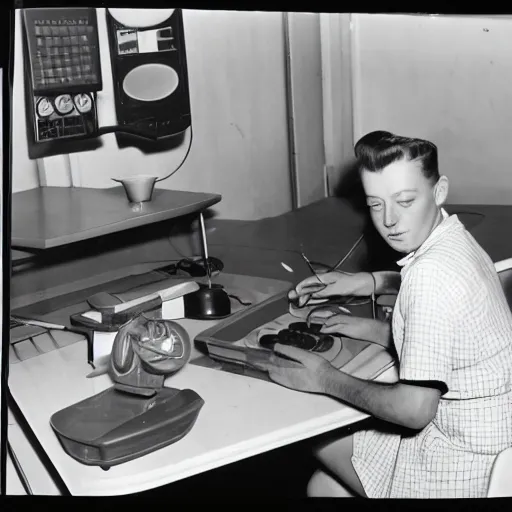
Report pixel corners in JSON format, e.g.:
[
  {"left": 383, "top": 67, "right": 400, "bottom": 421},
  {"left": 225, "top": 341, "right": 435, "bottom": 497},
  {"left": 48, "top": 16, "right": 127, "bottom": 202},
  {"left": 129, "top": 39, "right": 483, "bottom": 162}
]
[{"left": 354, "top": 131, "right": 440, "bottom": 184}]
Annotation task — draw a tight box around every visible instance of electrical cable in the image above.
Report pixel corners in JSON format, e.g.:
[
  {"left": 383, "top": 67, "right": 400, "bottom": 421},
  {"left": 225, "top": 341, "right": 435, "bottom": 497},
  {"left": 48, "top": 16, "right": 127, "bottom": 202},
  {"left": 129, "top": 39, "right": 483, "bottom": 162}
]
[
  {"left": 155, "top": 124, "right": 193, "bottom": 182},
  {"left": 227, "top": 294, "right": 252, "bottom": 306},
  {"left": 329, "top": 234, "right": 365, "bottom": 273},
  {"left": 96, "top": 114, "right": 193, "bottom": 183}
]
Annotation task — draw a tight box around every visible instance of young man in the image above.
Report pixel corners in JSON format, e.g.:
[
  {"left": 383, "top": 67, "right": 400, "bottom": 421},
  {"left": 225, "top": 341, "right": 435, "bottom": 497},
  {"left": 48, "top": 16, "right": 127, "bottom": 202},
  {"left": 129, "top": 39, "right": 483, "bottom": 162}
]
[{"left": 263, "top": 131, "right": 512, "bottom": 498}]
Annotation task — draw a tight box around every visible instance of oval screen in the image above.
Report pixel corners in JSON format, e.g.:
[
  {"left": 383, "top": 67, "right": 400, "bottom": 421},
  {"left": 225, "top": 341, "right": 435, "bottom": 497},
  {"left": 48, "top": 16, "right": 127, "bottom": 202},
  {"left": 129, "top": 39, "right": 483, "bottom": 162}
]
[
  {"left": 123, "top": 64, "right": 179, "bottom": 102},
  {"left": 108, "top": 9, "right": 175, "bottom": 28}
]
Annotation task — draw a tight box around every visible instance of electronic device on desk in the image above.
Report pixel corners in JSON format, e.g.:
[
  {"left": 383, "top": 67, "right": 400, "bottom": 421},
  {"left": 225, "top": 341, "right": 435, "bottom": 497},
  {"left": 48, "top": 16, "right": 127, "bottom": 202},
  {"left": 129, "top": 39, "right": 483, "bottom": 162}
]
[
  {"left": 104, "top": 8, "right": 191, "bottom": 148},
  {"left": 22, "top": 8, "right": 103, "bottom": 159},
  {"left": 159, "top": 256, "right": 233, "bottom": 319},
  {"left": 184, "top": 283, "right": 232, "bottom": 320},
  {"left": 182, "top": 213, "right": 234, "bottom": 320},
  {"left": 70, "top": 279, "right": 200, "bottom": 366},
  {"left": 161, "top": 255, "right": 258, "bottom": 321},
  {"left": 193, "top": 291, "right": 395, "bottom": 383},
  {"left": 50, "top": 314, "right": 204, "bottom": 471}
]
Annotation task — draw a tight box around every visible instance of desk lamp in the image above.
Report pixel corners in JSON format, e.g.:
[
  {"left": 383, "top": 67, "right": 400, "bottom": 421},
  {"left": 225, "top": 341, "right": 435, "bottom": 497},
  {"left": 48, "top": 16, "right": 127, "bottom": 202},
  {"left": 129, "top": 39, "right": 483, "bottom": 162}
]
[
  {"left": 50, "top": 315, "right": 204, "bottom": 470},
  {"left": 183, "top": 212, "right": 231, "bottom": 319}
]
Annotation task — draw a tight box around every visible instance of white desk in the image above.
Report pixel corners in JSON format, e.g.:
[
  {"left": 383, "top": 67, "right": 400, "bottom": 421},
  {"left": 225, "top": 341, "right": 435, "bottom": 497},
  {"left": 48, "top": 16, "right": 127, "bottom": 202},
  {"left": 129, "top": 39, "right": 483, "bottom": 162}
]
[{"left": 8, "top": 273, "right": 397, "bottom": 496}]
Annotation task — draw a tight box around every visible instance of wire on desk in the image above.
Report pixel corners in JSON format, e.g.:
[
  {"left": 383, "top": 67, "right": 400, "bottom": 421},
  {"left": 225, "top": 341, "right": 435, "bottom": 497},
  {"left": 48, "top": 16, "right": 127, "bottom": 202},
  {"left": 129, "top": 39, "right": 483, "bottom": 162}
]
[
  {"left": 329, "top": 234, "right": 365, "bottom": 273},
  {"left": 301, "top": 235, "right": 365, "bottom": 275},
  {"left": 227, "top": 294, "right": 252, "bottom": 306},
  {"left": 128, "top": 258, "right": 182, "bottom": 268}
]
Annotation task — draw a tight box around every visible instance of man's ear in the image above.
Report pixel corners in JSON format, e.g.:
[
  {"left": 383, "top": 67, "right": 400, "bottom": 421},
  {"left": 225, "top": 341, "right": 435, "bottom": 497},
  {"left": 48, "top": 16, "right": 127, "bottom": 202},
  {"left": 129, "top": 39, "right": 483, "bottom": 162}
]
[{"left": 434, "top": 176, "right": 449, "bottom": 206}]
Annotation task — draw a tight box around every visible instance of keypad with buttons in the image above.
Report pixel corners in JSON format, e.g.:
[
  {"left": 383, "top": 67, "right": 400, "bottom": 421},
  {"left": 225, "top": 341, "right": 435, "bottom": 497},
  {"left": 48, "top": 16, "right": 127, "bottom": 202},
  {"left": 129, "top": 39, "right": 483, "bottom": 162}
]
[
  {"left": 30, "top": 22, "right": 100, "bottom": 90},
  {"left": 33, "top": 92, "right": 96, "bottom": 142}
]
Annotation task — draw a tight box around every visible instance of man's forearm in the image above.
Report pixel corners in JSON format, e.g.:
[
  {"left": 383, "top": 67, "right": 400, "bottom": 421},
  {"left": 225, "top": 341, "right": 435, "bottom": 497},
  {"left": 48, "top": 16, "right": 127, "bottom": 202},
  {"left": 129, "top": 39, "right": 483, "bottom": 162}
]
[
  {"left": 358, "top": 270, "right": 402, "bottom": 295},
  {"left": 320, "top": 367, "right": 434, "bottom": 430},
  {"left": 361, "top": 318, "right": 393, "bottom": 350}
]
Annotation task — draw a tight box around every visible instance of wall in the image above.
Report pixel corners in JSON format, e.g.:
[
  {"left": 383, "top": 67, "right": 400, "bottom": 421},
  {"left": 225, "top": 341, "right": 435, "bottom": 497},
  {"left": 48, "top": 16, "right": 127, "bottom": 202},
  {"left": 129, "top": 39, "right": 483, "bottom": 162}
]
[
  {"left": 285, "top": 12, "right": 326, "bottom": 208},
  {"left": 320, "top": 13, "right": 353, "bottom": 196},
  {"left": 11, "top": 9, "right": 294, "bottom": 220},
  {"left": 12, "top": 12, "right": 39, "bottom": 192},
  {"left": 351, "top": 14, "right": 512, "bottom": 205}
]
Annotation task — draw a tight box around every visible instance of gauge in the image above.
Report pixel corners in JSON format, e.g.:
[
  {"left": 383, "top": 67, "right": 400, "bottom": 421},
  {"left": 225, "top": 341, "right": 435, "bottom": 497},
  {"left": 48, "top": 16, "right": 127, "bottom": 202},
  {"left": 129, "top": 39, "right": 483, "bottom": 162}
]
[
  {"left": 73, "top": 93, "right": 92, "bottom": 114},
  {"left": 36, "top": 97, "right": 54, "bottom": 118},
  {"left": 54, "top": 94, "right": 74, "bottom": 115}
]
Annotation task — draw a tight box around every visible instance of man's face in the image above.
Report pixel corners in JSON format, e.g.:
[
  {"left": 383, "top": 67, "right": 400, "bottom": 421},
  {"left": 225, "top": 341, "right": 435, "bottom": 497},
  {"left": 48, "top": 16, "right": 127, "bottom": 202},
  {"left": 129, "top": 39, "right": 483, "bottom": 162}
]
[{"left": 360, "top": 158, "right": 447, "bottom": 254}]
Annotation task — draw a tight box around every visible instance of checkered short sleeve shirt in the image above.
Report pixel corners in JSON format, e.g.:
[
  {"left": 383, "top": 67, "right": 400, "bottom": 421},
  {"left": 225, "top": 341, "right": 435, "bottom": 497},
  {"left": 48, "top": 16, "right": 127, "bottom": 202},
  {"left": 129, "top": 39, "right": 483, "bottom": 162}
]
[{"left": 351, "top": 209, "right": 512, "bottom": 498}]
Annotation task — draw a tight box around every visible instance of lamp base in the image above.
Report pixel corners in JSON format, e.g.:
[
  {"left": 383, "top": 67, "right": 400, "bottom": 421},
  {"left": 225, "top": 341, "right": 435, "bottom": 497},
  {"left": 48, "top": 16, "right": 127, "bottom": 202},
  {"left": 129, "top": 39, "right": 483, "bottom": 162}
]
[{"left": 184, "top": 283, "right": 232, "bottom": 319}]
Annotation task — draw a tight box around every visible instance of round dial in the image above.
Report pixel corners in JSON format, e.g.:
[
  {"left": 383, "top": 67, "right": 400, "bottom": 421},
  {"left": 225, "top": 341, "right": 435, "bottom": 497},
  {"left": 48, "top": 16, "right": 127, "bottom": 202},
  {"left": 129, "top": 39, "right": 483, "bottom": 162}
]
[
  {"left": 54, "top": 94, "right": 74, "bottom": 115},
  {"left": 73, "top": 93, "right": 92, "bottom": 114},
  {"left": 36, "top": 97, "right": 54, "bottom": 118}
]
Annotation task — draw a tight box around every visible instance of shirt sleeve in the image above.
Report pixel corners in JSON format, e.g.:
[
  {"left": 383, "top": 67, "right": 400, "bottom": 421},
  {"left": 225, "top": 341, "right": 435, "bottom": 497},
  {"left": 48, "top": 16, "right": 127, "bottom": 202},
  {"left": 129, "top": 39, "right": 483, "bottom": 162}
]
[{"left": 398, "top": 262, "right": 458, "bottom": 394}]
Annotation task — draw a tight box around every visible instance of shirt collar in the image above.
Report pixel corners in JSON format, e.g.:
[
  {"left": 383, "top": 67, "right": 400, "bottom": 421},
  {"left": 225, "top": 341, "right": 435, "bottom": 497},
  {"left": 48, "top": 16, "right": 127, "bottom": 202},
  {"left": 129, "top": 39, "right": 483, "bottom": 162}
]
[{"left": 396, "top": 208, "right": 458, "bottom": 269}]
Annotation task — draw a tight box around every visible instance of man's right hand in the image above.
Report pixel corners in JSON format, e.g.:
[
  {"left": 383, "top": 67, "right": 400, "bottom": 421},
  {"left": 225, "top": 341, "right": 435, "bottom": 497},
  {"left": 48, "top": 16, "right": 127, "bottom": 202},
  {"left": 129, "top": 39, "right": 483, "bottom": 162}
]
[
  {"left": 307, "top": 307, "right": 392, "bottom": 348},
  {"left": 288, "top": 271, "right": 373, "bottom": 307}
]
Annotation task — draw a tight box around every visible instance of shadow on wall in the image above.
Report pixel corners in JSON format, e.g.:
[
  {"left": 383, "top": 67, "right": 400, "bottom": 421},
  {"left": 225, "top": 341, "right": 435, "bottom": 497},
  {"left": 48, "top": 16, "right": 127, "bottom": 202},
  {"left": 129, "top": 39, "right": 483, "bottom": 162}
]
[
  {"left": 27, "top": 124, "right": 188, "bottom": 161},
  {"left": 333, "top": 158, "right": 401, "bottom": 272},
  {"left": 12, "top": 208, "right": 217, "bottom": 280},
  {"left": 113, "top": 129, "right": 187, "bottom": 154}
]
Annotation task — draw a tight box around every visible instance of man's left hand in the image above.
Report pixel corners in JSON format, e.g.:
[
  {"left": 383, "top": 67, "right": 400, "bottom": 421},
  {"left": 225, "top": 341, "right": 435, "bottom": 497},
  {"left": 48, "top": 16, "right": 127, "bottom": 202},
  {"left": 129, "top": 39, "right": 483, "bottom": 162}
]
[{"left": 264, "top": 343, "right": 334, "bottom": 394}]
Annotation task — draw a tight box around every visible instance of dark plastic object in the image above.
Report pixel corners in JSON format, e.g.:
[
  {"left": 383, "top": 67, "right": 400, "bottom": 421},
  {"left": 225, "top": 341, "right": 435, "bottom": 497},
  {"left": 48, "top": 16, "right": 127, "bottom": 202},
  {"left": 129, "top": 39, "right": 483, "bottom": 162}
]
[
  {"left": 70, "top": 296, "right": 162, "bottom": 333},
  {"left": 109, "top": 315, "right": 191, "bottom": 397},
  {"left": 50, "top": 386, "right": 204, "bottom": 470},
  {"left": 184, "top": 283, "right": 231, "bottom": 319},
  {"left": 258, "top": 323, "right": 334, "bottom": 353}
]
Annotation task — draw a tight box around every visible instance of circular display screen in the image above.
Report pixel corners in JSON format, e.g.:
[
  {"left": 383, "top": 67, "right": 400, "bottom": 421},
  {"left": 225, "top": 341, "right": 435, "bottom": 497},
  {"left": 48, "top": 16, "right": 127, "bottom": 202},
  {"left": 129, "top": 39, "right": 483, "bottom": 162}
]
[
  {"left": 54, "top": 95, "right": 74, "bottom": 115},
  {"left": 74, "top": 93, "right": 93, "bottom": 114},
  {"left": 36, "top": 97, "right": 54, "bottom": 118},
  {"left": 108, "top": 9, "right": 174, "bottom": 28},
  {"left": 123, "top": 64, "right": 179, "bottom": 102}
]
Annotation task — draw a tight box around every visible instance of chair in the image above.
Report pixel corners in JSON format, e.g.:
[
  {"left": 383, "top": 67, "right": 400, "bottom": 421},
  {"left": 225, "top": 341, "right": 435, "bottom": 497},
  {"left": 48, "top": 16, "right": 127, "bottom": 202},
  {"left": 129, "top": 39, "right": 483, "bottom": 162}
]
[{"left": 487, "top": 447, "right": 512, "bottom": 497}]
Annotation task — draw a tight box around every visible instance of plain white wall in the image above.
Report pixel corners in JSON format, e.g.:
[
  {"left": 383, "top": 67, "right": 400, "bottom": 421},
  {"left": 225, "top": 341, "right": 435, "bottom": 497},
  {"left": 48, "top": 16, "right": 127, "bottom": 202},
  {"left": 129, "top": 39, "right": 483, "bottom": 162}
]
[
  {"left": 12, "top": 12, "right": 39, "bottom": 192},
  {"left": 352, "top": 14, "right": 512, "bottom": 205},
  {"left": 286, "top": 12, "right": 326, "bottom": 208},
  {"left": 12, "top": 9, "right": 294, "bottom": 220}
]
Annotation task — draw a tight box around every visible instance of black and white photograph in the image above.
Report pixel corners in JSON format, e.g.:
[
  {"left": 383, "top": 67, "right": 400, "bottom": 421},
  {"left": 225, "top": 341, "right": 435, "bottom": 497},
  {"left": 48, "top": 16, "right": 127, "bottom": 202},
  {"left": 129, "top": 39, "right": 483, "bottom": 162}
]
[{"left": 4, "top": 3, "right": 512, "bottom": 502}]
